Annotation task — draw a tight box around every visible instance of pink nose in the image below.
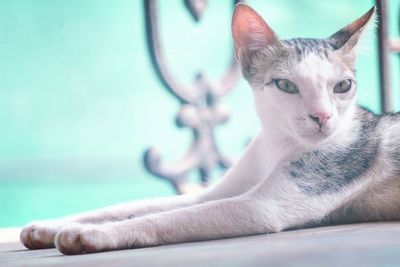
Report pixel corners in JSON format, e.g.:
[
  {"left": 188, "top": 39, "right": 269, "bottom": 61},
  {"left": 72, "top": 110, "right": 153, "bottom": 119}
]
[{"left": 309, "top": 112, "right": 331, "bottom": 126}]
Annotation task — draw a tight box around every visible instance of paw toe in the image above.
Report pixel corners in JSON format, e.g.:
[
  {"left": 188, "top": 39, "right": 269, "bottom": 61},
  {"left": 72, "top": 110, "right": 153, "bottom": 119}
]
[
  {"left": 56, "top": 225, "right": 111, "bottom": 255},
  {"left": 56, "top": 227, "right": 84, "bottom": 255},
  {"left": 20, "top": 223, "right": 56, "bottom": 250},
  {"left": 20, "top": 225, "right": 35, "bottom": 249}
]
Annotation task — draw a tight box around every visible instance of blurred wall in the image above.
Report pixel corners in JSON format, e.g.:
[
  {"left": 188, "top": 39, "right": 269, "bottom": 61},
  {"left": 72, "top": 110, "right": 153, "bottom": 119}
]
[{"left": 0, "top": 0, "right": 399, "bottom": 226}]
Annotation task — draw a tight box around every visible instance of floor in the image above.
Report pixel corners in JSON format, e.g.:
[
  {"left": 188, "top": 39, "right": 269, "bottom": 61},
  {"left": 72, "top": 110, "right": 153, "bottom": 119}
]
[{"left": 1, "top": 222, "right": 400, "bottom": 267}]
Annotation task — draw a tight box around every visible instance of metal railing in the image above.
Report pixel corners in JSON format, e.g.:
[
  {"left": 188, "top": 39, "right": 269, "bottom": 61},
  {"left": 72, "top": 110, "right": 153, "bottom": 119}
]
[{"left": 376, "top": 0, "right": 400, "bottom": 112}]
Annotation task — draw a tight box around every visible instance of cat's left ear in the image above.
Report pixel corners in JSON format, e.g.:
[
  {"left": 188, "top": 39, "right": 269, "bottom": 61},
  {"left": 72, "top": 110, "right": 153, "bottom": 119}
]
[{"left": 329, "top": 7, "right": 375, "bottom": 58}]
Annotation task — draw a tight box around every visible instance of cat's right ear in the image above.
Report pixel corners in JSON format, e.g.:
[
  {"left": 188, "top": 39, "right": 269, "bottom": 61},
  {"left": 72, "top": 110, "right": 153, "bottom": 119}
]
[{"left": 231, "top": 4, "right": 280, "bottom": 59}]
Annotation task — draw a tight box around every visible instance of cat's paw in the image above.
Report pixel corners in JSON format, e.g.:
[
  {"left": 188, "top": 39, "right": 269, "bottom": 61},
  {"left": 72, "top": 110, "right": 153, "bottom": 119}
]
[
  {"left": 55, "top": 223, "right": 114, "bottom": 255},
  {"left": 20, "top": 221, "right": 61, "bottom": 249}
]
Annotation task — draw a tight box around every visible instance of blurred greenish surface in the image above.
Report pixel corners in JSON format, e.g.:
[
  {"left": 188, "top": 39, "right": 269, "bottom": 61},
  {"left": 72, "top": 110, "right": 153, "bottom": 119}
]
[{"left": 0, "top": 0, "right": 399, "bottom": 227}]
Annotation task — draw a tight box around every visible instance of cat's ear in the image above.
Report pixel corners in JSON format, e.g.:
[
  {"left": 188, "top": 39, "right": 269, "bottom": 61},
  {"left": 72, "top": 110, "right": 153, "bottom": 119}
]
[
  {"left": 231, "top": 3, "right": 280, "bottom": 58},
  {"left": 329, "top": 7, "right": 375, "bottom": 56}
]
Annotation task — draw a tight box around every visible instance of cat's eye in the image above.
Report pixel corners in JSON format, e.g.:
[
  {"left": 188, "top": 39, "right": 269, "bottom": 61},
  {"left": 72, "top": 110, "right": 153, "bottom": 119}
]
[
  {"left": 274, "top": 79, "right": 298, "bottom": 94},
  {"left": 334, "top": 79, "right": 352, "bottom": 93}
]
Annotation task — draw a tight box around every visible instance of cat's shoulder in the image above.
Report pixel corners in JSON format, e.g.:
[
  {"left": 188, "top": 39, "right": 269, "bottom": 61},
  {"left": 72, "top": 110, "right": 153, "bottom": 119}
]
[
  {"left": 353, "top": 106, "right": 400, "bottom": 147},
  {"left": 356, "top": 105, "right": 400, "bottom": 125},
  {"left": 356, "top": 106, "right": 400, "bottom": 152}
]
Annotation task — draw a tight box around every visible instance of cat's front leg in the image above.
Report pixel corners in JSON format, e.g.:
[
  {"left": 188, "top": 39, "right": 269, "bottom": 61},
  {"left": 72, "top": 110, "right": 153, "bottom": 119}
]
[
  {"left": 20, "top": 194, "right": 199, "bottom": 250},
  {"left": 54, "top": 170, "right": 356, "bottom": 255},
  {"left": 54, "top": 197, "right": 274, "bottom": 254}
]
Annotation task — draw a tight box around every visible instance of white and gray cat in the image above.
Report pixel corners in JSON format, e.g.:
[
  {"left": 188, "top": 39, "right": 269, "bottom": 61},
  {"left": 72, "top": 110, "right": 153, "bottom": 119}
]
[{"left": 21, "top": 4, "right": 400, "bottom": 255}]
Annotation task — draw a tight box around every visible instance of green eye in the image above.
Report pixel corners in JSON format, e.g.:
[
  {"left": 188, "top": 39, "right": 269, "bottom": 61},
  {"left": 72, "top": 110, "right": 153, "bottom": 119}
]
[
  {"left": 334, "top": 79, "right": 352, "bottom": 93},
  {"left": 274, "top": 79, "right": 298, "bottom": 94}
]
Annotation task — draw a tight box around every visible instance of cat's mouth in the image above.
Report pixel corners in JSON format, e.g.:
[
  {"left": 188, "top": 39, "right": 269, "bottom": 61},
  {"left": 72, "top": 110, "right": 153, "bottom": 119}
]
[
  {"left": 317, "top": 127, "right": 327, "bottom": 134},
  {"left": 314, "top": 129, "right": 328, "bottom": 138},
  {"left": 311, "top": 126, "right": 334, "bottom": 142},
  {"left": 318, "top": 124, "right": 335, "bottom": 135}
]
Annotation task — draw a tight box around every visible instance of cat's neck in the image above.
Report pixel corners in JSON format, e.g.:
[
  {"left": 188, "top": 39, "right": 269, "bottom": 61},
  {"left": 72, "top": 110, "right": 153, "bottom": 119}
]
[{"left": 232, "top": 103, "right": 362, "bottom": 187}]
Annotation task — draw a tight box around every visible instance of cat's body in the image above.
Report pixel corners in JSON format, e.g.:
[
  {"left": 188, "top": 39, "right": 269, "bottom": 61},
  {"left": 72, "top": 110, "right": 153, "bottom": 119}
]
[{"left": 21, "top": 4, "right": 400, "bottom": 255}]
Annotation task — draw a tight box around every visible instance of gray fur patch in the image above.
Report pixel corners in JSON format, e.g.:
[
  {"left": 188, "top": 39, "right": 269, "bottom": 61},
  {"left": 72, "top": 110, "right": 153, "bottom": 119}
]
[
  {"left": 239, "top": 37, "right": 335, "bottom": 83},
  {"left": 283, "top": 38, "right": 335, "bottom": 60},
  {"left": 381, "top": 112, "right": 400, "bottom": 174},
  {"left": 239, "top": 46, "right": 285, "bottom": 80},
  {"left": 392, "top": 141, "right": 400, "bottom": 173},
  {"left": 287, "top": 107, "right": 380, "bottom": 195}
]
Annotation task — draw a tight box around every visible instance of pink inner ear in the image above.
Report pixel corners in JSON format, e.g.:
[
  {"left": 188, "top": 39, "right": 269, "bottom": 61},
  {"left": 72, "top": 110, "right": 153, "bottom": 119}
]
[
  {"left": 232, "top": 4, "right": 277, "bottom": 50},
  {"left": 345, "top": 7, "right": 375, "bottom": 35}
]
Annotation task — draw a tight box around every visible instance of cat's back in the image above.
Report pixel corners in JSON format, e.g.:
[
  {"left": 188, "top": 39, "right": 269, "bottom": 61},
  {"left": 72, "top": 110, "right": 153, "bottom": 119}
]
[
  {"left": 328, "top": 107, "right": 400, "bottom": 223},
  {"left": 354, "top": 106, "right": 400, "bottom": 159},
  {"left": 370, "top": 108, "right": 400, "bottom": 174}
]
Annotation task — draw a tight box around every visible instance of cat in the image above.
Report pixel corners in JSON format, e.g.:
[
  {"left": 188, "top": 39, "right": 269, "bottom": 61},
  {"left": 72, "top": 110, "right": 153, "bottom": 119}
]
[{"left": 21, "top": 3, "right": 400, "bottom": 255}]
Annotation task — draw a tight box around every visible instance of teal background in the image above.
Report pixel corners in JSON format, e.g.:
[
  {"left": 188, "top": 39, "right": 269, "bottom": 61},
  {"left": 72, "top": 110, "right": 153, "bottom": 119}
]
[{"left": 0, "top": 0, "right": 399, "bottom": 227}]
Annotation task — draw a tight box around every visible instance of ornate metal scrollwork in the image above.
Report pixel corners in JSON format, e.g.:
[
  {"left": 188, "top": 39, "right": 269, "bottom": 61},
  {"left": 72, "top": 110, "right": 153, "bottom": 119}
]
[{"left": 143, "top": 0, "right": 243, "bottom": 194}]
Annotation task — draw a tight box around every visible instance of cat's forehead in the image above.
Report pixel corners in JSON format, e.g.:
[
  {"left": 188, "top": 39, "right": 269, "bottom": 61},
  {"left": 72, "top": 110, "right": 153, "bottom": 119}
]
[
  {"left": 295, "top": 53, "right": 337, "bottom": 88},
  {"left": 283, "top": 38, "right": 335, "bottom": 61}
]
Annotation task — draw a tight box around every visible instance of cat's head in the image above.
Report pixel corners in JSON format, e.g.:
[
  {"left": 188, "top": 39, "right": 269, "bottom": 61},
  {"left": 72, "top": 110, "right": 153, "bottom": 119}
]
[{"left": 232, "top": 4, "right": 375, "bottom": 146}]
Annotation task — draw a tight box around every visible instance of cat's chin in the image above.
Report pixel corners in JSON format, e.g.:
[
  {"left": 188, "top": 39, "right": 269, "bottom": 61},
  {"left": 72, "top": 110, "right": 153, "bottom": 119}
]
[{"left": 296, "top": 130, "right": 333, "bottom": 147}]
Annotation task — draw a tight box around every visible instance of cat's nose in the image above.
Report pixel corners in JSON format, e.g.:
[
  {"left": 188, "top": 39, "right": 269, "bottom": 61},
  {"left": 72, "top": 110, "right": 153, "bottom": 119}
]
[{"left": 309, "top": 112, "right": 331, "bottom": 127}]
